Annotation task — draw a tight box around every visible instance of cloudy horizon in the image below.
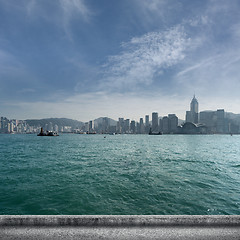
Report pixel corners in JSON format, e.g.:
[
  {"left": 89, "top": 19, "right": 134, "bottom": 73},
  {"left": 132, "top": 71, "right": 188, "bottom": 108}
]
[{"left": 1, "top": 0, "right": 240, "bottom": 122}]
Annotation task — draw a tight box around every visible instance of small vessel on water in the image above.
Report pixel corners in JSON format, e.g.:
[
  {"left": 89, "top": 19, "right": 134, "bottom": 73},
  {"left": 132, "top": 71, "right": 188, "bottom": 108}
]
[
  {"left": 149, "top": 128, "right": 162, "bottom": 135},
  {"left": 37, "top": 128, "right": 59, "bottom": 136}
]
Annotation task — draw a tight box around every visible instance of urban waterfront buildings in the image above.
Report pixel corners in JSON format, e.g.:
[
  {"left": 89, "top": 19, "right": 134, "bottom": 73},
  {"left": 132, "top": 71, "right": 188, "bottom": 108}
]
[{"left": 1, "top": 95, "right": 240, "bottom": 134}]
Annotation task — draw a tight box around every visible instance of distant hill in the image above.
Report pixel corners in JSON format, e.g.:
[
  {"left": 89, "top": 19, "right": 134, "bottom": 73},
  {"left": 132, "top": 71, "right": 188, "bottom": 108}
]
[
  {"left": 225, "top": 112, "right": 240, "bottom": 124},
  {"left": 94, "top": 117, "right": 117, "bottom": 126},
  {"left": 25, "top": 118, "right": 84, "bottom": 128}
]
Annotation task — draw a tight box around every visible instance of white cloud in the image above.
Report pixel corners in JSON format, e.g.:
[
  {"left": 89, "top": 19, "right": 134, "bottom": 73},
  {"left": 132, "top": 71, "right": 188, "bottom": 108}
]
[
  {"left": 26, "top": 0, "right": 36, "bottom": 16},
  {"left": 24, "top": 0, "right": 90, "bottom": 20},
  {"left": 60, "top": 0, "right": 90, "bottom": 21},
  {"left": 101, "top": 26, "right": 191, "bottom": 90},
  {"left": 10, "top": 0, "right": 91, "bottom": 39},
  {"left": 132, "top": 0, "right": 180, "bottom": 27},
  {"left": 188, "top": 15, "right": 211, "bottom": 27},
  {"left": 177, "top": 56, "right": 220, "bottom": 77},
  {"left": 175, "top": 49, "right": 240, "bottom": 99}
]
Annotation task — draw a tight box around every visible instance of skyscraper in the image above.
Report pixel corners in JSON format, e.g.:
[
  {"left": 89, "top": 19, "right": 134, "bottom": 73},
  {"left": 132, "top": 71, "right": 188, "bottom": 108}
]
[
  {"left": 145, "top": 115, "right": 149, "bottom": 126},
  {"left": 186, "top": 95, "right": 199, "bottom": 123},
  {"left": 162, "top": 116, "right": 169, "bottom": 134},
  {"left": 145, "top": 115, "right": 150, "bottom": 134},
  {"left": 152, "top": 112, "right": 159, "bottom": 133},
  {"left": 191, "top": 95, "right": 198, "bottom": 113},
  {"left": 168, "top": 114, "right": 178, "bottom": 133},
  {"left": 130, "top": 120, "right": 136, "bottom": 134},
  {"left": 139, "top": 118, "right": 144, "bottom": 134},
  {"left": 89, "top": 120, "right": 94, "bottom": 132},
  {"left": 118, "top": 118, "right": 124, "bottom": 133},
  {"left": 124, "top": 119, "right": 130, "bottom": 133}
]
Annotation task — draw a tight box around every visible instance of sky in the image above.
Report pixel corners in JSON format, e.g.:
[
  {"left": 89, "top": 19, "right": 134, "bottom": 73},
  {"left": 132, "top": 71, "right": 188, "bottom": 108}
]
[{"left": 1, "top": 0, "right": 240, "bottom": 122}]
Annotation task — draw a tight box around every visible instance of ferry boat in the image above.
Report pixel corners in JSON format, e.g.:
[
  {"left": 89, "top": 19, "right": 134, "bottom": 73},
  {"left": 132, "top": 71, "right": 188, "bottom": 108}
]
[{"left": 37, "top": 128, "right": 59, "bottom": 136}]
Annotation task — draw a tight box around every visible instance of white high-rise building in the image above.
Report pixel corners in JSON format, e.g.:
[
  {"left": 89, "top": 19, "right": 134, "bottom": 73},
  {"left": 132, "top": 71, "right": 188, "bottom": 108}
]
[{"left": 186, "top": 95, "right": 199, "bottom": 123}]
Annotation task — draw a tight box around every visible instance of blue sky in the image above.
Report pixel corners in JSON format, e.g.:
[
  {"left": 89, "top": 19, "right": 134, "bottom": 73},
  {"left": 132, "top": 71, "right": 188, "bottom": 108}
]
[{"left": 1, "top": 0, "right": 240, "bottom": 121}]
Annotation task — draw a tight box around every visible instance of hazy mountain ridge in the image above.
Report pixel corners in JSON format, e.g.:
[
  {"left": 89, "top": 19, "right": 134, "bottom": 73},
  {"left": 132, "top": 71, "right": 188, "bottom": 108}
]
[
  {"left": 25, "top": 118, "right": 84, "bottom": 128},
  {"left": 25, "top": 117, "right": 118, "bottom": 129}
]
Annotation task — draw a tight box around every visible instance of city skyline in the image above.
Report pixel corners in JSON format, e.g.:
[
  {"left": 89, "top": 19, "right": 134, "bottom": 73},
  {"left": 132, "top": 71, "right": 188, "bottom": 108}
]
[
  {"left": 2, "top": 95, "right": 240, "bottom": 135},
  {"left": 1, "top": 94, "right": 240, "bottom": 123},
  {"left": 1, "top": 1, "right": 240, "bottom": 121}
]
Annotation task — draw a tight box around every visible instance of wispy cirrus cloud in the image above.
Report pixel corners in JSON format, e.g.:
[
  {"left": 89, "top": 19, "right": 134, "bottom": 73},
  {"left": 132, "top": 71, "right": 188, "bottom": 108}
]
[
  {"left": 101, "top": 26, "right": 191, "bottom": 90},
  {"left": 25, "top": 0, "right": 90, "bottom": 20},
  {"left": 7, "top": 0, "right": 91, "bottom": 39},
  {"left": 131, "top": 0, "right": 181, "bottom": 28},
  {"left": 175, "top": 49, "right": 240, "bottom": 98},
  {"left": 60, "top": 0, "right": 90, "bottom": 22},
  {"left": 59, "top": 0, "right": 91, "bottom": 39}
]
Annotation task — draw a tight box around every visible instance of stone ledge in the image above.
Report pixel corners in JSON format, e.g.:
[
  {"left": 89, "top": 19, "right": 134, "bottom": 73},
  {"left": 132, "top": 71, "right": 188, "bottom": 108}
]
[{"left": 1, "top": 215, "right": 240, "bottom": 227}]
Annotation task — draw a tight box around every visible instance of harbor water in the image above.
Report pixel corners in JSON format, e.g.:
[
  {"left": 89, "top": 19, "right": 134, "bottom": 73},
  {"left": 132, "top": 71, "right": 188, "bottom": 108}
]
[{"left": 0, "top": 134, "right": 240, "bottom": 215}]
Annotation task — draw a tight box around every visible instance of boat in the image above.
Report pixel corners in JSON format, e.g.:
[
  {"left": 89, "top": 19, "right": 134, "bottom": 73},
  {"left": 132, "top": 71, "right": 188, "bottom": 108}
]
[
  {"left": 148, "top": 128, "right": 162, "bottom": 135},
  {"left": 37, "top": 128, "right": 59, "bottom": 136},
  {"left": 149, "top": 132, "right": 162, "bottom": 135}
]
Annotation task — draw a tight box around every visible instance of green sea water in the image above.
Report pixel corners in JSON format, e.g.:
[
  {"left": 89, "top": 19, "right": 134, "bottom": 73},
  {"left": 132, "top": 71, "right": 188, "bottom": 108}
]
[{"left": 0, "top": 134, "right": 240, "bottom": 215}]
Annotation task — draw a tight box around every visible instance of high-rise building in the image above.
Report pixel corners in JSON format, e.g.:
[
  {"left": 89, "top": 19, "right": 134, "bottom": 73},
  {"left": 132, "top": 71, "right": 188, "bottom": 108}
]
[
  {"left": 145, "top": 115, "right": 150, "bottom": 134},
  {"left": 10, "top": 122, "right": 15, "bottom": 132},
  {"left": 102, "top": 117, "right": 109, "bottom": 133},
  {"left": 168, "top": 114, "right": 178, "bottom": 133},
  {"left": 159, "top": 118, "right": 163, "bottom": 132},
  {"left": 130, "top": 120, "right": 136, "bottom": 134},
  {"left": 199, "top": 109, "right": 226, "bottom": 134},
  {"left": 139, "top": 118, "right": 144, "bottom": 134},
  {"left": 145, "top": 115, "right": 149, "bottom": 126},
  {"left": 162, "top": 116, "right": 169, "bottom": 134},
  {"left": 124, "top": 119, "right": 130, "bottom": 133},
  {"left": 186, "top": 111, "right": 192, "bottom": 123},
  {"left": 118, "top": 118, "right": 124, "bottom": 133},
  {"left": 152, "top": 112, "right": 159, "bottom": 133},
  {"left": 199, "top": 110, "right": 216, "bottom": 133},
  {"left": 186, "top": 95, "right": 199, "bottom": 123},
  {"left": 89, "top": 120, "right": 94, "bottom": 132},
  {"left": 191, "top": 95, "right": 198, "bottom": 113}
]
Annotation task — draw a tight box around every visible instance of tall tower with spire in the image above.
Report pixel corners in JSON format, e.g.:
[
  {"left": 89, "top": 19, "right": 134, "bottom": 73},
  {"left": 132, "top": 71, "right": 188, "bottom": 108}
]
[
  {"left": 185, "top": 95, "right": 199, "bottom": 123},
  {"left": 191, "top": 95, "right": 198, "bottom": 114}
]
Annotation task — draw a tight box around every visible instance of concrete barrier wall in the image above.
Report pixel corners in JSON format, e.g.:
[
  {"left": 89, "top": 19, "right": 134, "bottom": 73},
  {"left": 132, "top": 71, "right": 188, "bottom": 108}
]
[
  {"left": 1, "top": 215, "right": 240, "bottom": 239},
  {"left": 1, "top": 215, "right": 240, "bottom": 227}
]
